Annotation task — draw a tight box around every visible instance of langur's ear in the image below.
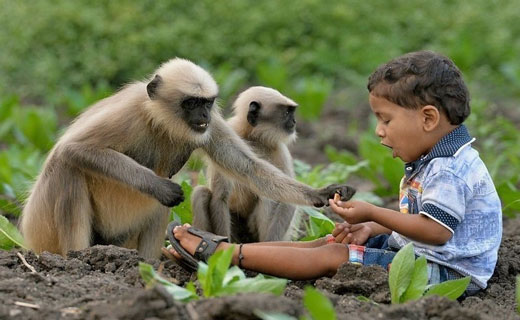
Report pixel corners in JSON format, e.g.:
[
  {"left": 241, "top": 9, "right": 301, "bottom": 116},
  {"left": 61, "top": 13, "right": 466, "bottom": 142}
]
[
  {"left": 147, "top": 75, "right": 162, "bottom": 99},
  {"left": 247, "top": 101, "right": 261, "bottom": 127}
]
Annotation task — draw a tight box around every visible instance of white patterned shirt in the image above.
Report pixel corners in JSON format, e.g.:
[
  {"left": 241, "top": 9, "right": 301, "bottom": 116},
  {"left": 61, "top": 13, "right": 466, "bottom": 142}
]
[{"left": 388, "top": 125, "right": 502, "bottom": 289}]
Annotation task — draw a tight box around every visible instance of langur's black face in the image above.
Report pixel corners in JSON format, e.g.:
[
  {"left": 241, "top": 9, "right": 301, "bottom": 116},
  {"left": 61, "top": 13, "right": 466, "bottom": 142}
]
[
  {"left": 281, "top": 105, "right": 297, "bottom": 133},
  {"left": 181, "top": 97, "right": 215, "bottom": 133},
  {"left": 247, "top": 102, "right": 297, "bottom": 134}
]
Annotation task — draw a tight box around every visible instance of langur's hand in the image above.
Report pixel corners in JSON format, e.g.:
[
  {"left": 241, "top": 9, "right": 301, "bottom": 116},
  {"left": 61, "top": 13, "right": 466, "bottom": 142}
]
[
  {"left": 332, "top": 222, "right": 371, "bottom": 245},
  {"left": 313, "top": 184, "right": 356, "bottom": 207},
  {"left": 156, "top": 179, "right": 185, "bottom": 207},
  {"left": 329, "top": 199, "right": 374, "bottom": 224}
]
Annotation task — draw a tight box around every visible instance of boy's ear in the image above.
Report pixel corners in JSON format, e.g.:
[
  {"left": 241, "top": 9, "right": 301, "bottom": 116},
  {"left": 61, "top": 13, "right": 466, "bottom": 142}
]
[{"left": 421, "top": 105, "right": 440, "bottom": 131}]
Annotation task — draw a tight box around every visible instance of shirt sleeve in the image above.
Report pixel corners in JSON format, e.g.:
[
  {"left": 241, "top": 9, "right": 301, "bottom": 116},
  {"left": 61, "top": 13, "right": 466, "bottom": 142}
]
[{"left": 419, "top": 169, "right": 469, "bottom": 234}]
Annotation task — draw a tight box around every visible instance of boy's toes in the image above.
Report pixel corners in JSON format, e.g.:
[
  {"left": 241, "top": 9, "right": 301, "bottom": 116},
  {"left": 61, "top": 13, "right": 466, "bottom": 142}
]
[
  {"left": 173, "top": 225, "right": 188, "bottom": 238},
  {"left": 161, "top": 246, "right": 183, "bottom": 261},
  {"left": 169, "top": 248, "right": 182, "bottom": 259}
]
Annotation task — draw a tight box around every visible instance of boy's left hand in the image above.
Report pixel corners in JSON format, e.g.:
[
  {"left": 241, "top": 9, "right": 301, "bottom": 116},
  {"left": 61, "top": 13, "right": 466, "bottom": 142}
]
[{"left": 329, "top": 199, "right": 375, "bottom": 224}]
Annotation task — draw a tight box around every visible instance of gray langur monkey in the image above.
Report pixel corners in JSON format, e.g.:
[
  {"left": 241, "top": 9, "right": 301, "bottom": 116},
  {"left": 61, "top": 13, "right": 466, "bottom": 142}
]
[
  {"left": 192, "top": 87, "right": 304, "bottom": 242},
  {"left": 20, "top": 58, "right": 355, "bottom": 259}
]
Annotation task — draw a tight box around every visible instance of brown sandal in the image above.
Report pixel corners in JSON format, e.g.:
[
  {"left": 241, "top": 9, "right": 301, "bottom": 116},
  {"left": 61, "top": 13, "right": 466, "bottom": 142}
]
[{"left": 166, "top": 221, "right": 228, "bottom": 272}]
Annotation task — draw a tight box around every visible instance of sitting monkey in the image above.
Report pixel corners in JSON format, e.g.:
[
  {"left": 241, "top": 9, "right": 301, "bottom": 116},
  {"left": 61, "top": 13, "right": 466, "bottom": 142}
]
[
  {"left": 192, "top": 87, "right": 351, "bottom": 242},
  {"left": 20, "top": 59, "right": 354, "bottom": 258}
]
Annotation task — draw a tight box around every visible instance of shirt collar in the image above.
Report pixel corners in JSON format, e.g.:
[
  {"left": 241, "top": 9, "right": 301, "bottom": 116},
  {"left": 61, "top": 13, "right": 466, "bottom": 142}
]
[{"left": 404, "top": 125, "right": 474, "bottom": 179}]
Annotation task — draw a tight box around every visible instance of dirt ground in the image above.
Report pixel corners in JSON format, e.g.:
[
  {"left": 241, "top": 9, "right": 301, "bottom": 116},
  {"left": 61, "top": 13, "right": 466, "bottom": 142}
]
[
  {"left": 1, "top": 106, "right": 519, "bottom": 319},
  {"left": 0, "top": 216, "right": 518, "bottom": 319}
]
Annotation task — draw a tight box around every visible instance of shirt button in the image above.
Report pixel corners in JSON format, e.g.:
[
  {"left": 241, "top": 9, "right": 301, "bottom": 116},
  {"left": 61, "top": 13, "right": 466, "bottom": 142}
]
[{"left": 406, "top": 167, "right": 412, "bottom": 171}]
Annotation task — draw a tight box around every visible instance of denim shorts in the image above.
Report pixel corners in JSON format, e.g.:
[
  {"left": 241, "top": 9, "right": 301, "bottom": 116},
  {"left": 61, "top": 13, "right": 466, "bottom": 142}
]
[{"left": 348, "top": 234, "right": 480, "bottom": 296}]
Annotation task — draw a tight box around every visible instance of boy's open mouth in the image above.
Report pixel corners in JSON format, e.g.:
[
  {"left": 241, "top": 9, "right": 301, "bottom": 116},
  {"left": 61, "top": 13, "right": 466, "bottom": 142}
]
[
  {"left": 381, "top": 143, "right": 392, "bottom": 150},
  {"left": 381, "top": 143, "right": 398, "bottom": 158}
]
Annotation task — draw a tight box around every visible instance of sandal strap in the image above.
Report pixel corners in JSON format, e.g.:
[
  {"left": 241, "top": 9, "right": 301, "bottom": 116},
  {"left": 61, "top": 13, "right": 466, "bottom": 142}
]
[
  {"left": 188, "top": 227, "right": 229, "bottom": 243},
  {"left": 189, "top": 227, "right": 228, "bottom": 262}
]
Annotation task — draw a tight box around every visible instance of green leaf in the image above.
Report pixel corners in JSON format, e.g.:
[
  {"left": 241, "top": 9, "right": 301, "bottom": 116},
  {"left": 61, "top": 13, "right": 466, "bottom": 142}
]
[
  {"left": 0, "top": 215, "right": 26, "bottom": 249},
  {"left": 198, "top": 245, "right": 234, "bottom": 297},
  {"left": 256, "top": 59, "right": 289, "bottom": 92},
  {"left": 0, "top": 95, "right": 17, "bottom": 121},
  {"left": 185, "top": 281, "right": 197, "bottom": 296},
  {"left": 291, "top": 76, "right": 332, "bottom": 121},
  {"left": 388, "top": 242, "right": 415, "bottom": 304},
  {"left": 171, "top": 181, "right": 193, "bottom": 224},
  {"left": 254, "top": 310, "right": 297, "bottom": 320},
  {"left": 299, "top": 207, "right": 335, "bottom": 240},
  {"left": 222, "top": 265, "right": 246, "bottom": 286},
  {"left": 382, "top": 157, "right": 403, "bottom": 195},
  {"left": 424, "top": 276, "right": 471, "bottom": 300},
  {"left": 356, "top": 296, "right": 372, "bottom": 303},
  {"left": 138, "top": 262, "right": 198, "bottom": 302},
  {"left": 303, "top": 286, "right": 337, "bottom": 320},
  {"left": 301, "top": 207, "right": 335, "bottom": 226},
  {"left": 516, "top": 276, "right": 520, "bottom": 314},
  {"left": 401, "top": 256, "right": 428, "bottom": 302},
  {"left": 220, "top": 277, "right": 287, "bottom": 296}
]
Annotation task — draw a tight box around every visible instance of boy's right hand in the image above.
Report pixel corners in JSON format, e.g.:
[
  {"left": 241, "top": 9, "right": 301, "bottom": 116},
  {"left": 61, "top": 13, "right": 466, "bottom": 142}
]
[{"left": 332, "top": 222, "right": 372, "bottom": 245}]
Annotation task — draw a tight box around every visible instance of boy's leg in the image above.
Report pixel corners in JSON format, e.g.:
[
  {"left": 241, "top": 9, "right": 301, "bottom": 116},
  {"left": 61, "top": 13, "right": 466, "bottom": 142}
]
[
  {"left": 169, "top": 225, "right": 349, "bottom": 280},
  {"left": 247, "top": 237, "right": 329, "bottom": 248}
]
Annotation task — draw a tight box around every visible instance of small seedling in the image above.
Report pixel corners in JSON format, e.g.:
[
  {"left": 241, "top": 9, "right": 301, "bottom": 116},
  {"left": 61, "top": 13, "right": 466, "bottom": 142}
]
[
  {"left": 0, "top": 215, "right": 26, "bottom": 250},
  {"left": 255, "top": 286, "right": 337, "bottom": 320},
  {"left": 389, "top": 242, "right": 470, "bottom": 303},
  {"left": 139, "top": 246, "right": 287, "bottom": 302}
]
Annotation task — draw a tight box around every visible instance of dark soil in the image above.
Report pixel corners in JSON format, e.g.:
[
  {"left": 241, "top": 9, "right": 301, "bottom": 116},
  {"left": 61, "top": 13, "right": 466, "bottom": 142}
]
[
  {"left": 1, "top": 105, "right": 519, "bottom": 319},
  {"left": 0, "top": 216, "right": 518, "bottom": 319}
]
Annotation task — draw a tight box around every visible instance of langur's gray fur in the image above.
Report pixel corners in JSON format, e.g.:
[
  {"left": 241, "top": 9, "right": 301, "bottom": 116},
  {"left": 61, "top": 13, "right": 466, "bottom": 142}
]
[
  {"left": 192, "top": 87, "right": 302, "bottom": 241},
  {"left": 20, "top": 59, "right": 354, "bottom": 258}
]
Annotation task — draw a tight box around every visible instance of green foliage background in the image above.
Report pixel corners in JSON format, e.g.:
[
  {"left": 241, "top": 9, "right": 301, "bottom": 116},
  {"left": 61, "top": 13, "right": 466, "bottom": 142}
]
[{"left": 1, "top": 0, "right": 520, "bottom": 236}]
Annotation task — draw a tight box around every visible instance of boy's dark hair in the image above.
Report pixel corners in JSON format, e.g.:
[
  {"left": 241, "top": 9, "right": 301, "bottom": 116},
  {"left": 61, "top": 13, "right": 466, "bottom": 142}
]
[{"left": 367, "top": 50, "right": 470, "bottom": 125}]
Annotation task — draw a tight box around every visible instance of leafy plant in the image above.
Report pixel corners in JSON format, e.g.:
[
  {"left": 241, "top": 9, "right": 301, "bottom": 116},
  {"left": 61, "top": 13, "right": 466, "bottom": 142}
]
[
  {"left": 325, "top": 140, "right": 403, "bottom": 198},
  {"left": 61, "top": 82, "right": 112, "bottom": 117},
  {"left": 299, "top": 207, "right": 335, "bottom": 241},
  {"left": 357, "top": 132, "right": 403, "bottom": 197},
  {"left": 255, "top": 286, "right": 337, "bottom": 320},
  {"left": 138, "top": 262, "right": 198, "bottom": 302},
  {"left": 170, "top": 181, "right": 194, "bottom": 225},
  {"left": 389, "top": 242, "right": 471, "bottom": 303},
  {"left": 0, "top": 215, "right": 26, "bottom": 250},
  {"left": 140, "top": 246, "right": 287, "bottom": 302},
  {"left": 294, "top": 159, "right": 367, "bottom": 189},
  {"left": 302, "top": 286, "right": 336, "bottom": 320},
  {"left": 290, "top": 76, "right": 333, "bottom": 121},
  {"left": 198, "top": 246, "right": 287, "bottom": 297}
]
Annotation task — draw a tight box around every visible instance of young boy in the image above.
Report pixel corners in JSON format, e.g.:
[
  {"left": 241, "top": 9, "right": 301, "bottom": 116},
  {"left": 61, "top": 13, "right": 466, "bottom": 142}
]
[{"left": 166, "top": 50, "right": 502, "bottom": 293}]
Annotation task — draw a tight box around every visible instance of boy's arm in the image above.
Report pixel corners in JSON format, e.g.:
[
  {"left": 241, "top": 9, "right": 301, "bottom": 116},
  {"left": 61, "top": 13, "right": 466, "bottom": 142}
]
[
  {"left": 332, "top": 221, "right": 390, "bottom": 245},
  {"left": 329, "top": 199, "right": 452, "bottom": 245},
  {"left": 365, "top": 221, "right": 392, "bottom": 237}
]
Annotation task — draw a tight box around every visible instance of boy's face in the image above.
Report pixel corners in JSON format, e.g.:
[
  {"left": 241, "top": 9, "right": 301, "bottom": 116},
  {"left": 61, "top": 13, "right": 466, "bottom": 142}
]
[{"left": 369, "top": 94, "right": 430, "bottom": 163}]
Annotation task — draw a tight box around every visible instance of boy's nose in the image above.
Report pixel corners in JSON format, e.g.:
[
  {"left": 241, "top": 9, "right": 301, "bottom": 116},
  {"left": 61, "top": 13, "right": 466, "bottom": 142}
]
[{"left": 375, "top": 124, "right": 384, "bottom": 137}]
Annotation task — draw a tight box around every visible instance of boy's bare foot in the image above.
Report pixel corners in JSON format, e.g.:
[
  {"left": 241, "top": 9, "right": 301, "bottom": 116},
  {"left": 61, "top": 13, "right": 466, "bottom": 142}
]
[{"left": 167, "top": 224, "right": 232, "bottom": 260}]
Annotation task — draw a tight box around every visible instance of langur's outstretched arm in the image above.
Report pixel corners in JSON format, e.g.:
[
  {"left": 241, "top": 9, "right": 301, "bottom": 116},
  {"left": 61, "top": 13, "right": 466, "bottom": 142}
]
[
  {"left": 204, "top": 117, "right": 355, "bottom": 207},
  {"left": 60, "top": 142, "right": 184, "bottom": 207}
]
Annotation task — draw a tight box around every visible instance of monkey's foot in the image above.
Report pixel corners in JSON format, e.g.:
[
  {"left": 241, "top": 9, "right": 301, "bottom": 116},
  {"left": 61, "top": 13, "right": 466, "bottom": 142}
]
[{"left": 165, "top": 221, "right": 229, "bottom": 271}]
